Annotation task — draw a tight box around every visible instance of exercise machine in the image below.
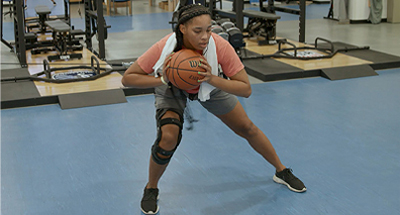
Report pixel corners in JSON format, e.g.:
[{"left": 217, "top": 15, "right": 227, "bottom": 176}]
[
  {"left": 1, "top": 55, "right": 124, "bottom": 83},
  {"left": 239, "top": 37, "right": 370, "bottom": 60},
  {"left": 84, "top": 0, "right": 110, "bottom": 60}
]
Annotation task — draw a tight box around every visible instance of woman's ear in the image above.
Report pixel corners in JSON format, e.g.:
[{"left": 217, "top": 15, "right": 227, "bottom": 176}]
[{"left": 179, "top": 24, "right": 186, "bottom": 35}]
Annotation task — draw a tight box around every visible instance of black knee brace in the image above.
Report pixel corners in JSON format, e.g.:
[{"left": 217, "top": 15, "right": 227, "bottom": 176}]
[{"left": 151, "top": 117, "right": 183, "bottom": 165}]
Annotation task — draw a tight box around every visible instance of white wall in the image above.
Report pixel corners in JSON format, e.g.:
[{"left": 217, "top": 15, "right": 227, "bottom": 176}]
[{"left": 333, "top": 0, "right": 388, "bottom": 21}]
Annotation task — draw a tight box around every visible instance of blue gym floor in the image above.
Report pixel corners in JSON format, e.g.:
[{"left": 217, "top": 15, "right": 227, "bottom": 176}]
[{"left": 2, "top": 69, "right": 400, "bottom": 215}]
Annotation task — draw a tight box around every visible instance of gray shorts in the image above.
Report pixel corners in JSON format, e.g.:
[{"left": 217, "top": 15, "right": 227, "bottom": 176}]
[{"left": 154, "top": 84, "right": 238, "bottom": 120}]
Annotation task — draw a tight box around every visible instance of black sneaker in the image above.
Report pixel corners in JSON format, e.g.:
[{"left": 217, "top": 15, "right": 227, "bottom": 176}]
[
  {"left": 140, "top": 187, "right": 159, "bottom": 214},
  {"left": 273, "top": 168, "right": 306, "bottom": 192}
]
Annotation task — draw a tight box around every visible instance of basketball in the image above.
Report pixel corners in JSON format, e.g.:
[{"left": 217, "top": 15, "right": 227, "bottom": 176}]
[{"left": 165, "top": 49, "right": 206, "bottom": 90}]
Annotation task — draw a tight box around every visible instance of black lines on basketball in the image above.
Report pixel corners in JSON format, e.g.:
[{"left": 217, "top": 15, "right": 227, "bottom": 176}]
[{"left": 165, "top": 49, "right": 206, "bottom": 90}]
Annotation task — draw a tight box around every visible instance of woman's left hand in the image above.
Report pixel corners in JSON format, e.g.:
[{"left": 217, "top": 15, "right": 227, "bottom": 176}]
[{"left": 197, "top": 58, "right": 213, "bottom": 83}]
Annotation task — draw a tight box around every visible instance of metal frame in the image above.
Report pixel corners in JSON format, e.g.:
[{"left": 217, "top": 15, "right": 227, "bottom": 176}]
[
  {"left": 0, "top": 55, "right": 125, "bottom": 83},
  {"left": 85, "top": 0, "right": 107, "bottom": 60},
  {"left": 263, "top": 0, "right": 306, "bottom": 43},
  {"left": 209, "top": 0, "right": 244, "bottom": 31},
  {"left": 13, "top": 0, "right": 27, "bottom": 67},
  {"left": 210, "top": 0, "right": 306, "bottom": 43},
  {"left": 1, "top": 0, "right": 14, "bottom": 50},
  {"left": 239, "top": 37, "right": 370, "bottom": 60},
  {"left": 3, "top": 0, "right": 73, "bottom": 67}
]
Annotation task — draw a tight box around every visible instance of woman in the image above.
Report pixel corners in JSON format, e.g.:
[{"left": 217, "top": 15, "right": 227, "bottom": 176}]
[{"left": 122, "top": 4, "right": 306, "bottom": 214}]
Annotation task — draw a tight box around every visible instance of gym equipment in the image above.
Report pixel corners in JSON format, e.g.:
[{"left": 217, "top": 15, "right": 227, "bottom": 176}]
[
  {"left": 243, "top": 10, "right": 281, "bottom": 45},
  {"left": 240, "top": 37, "right": 370, "bottom": 60},
  {"left": 225, "top": 27, "right": 243, "bottom": 49},
  {"left": 45, "top": 20, "right": 83, "bottom": 61},
  {"left": 3, "top": 0, "right": 13, "bottom": 17},
  {"left": 213, "top": 18, "right": 245, "bottom": 50},
  {"left": 218, "top": 32, "right": 229, "bottom": 41},
  {"left": 6, "top": 0, "right": 89, "bottom": 67},
  {"left": 34, "top": 5, "right": 52, "bottom": 33},
  {"left": 166, "top": 49, "right": 206, "bottom": 90},
  {"left": 0, "top": 56, "right": 122, "bottom": 83},
  {"left": 211, "top": 25, "right": 224, "bottom": 34},
  {"left": 1, "top": 0, "right": 13, "bottom": 50},
  {"left": 85, "top": 0, "right": 110, "bottom": 60},
  {"left": 211, "top": 0, "right": 307, "bottom": 43},
  {"left": 220, "top": 21, "right": 235, "bottom": 30},
  {"left": 260, "top": 0, "right": 306, "bottom": 42}
]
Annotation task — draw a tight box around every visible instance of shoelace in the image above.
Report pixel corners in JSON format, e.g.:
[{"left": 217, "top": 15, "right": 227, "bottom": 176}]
[{"left": 283, "top": 168, "right": 298, "bottom": 180}]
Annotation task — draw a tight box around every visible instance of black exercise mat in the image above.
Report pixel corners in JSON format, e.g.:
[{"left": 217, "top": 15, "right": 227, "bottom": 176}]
[
  {"left": 58, "top": 88, "right": 127, "bottom": 109},
  {"left": 1, "top": 68, "right": 41, "bottom": 102},
  {"left": 243, "top": 58, "right": 306, "bottom": 82},
  {"left": 321, "top": 64, "right": 378, "bottom": 81},
  {"left": 1, "top": 81, "right": 41, "bottom": 102},
  {"left": 1, "top": 68, "right": 31, "bottom": 78},
  {"left": 318, "top": 42, "right": 400, "bottom": 70}
]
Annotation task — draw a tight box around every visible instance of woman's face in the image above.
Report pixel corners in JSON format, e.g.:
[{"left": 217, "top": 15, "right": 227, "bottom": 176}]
[{"left": 180, "top": 14, "right": 212, "bottom": 50}]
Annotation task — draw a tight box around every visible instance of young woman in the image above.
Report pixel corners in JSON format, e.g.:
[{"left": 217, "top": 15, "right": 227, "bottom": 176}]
[{"left": 122, "top": 4, "right": 306, "bottom": 214}]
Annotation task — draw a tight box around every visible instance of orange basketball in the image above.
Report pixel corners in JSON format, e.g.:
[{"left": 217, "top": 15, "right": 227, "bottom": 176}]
[{"left": 165, "top": 49, "right": 206, "bottom": 90}]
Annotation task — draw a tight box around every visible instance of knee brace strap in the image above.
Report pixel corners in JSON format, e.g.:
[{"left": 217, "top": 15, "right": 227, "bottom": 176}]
[{"left": 151, "top": 118, "right": 183, "bottom": 165}]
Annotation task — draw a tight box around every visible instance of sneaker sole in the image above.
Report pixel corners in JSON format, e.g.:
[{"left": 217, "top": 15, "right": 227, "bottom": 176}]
[
  {"left": 141, "top": 194, "right": 160, "bottom": 215},
  {"left": 141, "top": 207, "right": 159, "bottom": 215},
  {"left": 273, "top": 175, "right": 307, "bottom": 193}
]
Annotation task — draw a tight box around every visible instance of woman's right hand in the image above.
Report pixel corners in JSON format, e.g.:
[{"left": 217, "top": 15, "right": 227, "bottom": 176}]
[{"left": 161, "top": 52, "right": 175, "bottom": 83}]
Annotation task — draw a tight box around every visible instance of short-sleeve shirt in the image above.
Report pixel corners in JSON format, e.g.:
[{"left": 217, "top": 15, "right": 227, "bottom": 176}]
[{"left": 137, "top": 33, "right": 244, "bottom": 78}]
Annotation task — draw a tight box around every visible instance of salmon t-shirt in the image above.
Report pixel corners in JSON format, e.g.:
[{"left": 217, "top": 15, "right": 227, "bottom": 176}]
[{"left": 137, "top": 33, "right": 244, "bottom": 93}]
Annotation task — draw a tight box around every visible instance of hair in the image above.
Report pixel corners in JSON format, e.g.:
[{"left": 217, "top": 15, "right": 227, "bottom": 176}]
[{"left": 173, "top": 4, "right": 212, "bottom": 52}]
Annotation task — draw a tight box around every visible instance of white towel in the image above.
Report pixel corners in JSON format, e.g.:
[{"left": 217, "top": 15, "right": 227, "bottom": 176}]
[{"left": 153, "top": 33, "right": 218, "bottom": 102}]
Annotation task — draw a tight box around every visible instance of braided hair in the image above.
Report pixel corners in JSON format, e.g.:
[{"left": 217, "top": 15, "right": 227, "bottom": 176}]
[{"left": 173, "top": 4, "right": 212, "bottom": 52}]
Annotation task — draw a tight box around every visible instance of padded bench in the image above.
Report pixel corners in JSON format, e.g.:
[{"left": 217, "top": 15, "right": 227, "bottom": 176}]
[
  {"left": 45, "top": 20, "right": 83, "bottom": 61},
  {"left": 242, "top": 10, "right": 281, "bottom": 20},
  {"left": 35, "top": 5, "right": 51, "bottom": 32},
  {"left": 242, "top": 10, "right": 281, "bottom": 46}
]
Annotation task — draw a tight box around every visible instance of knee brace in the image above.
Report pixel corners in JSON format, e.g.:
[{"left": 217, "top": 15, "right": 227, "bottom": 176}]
[{"left": 151, "top": 117, "right": 183, "bottom": 165}]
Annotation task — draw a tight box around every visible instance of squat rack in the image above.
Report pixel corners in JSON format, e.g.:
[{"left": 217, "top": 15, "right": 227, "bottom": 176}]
[
  {"left": 209, "top": 0, "right": 306, "bottom": 43},
  {"left": 84, "top": 0, "right": 109, "bottom": 60},
  {"left": 2, "top": 0, "right": 109, "bottom": 67}
]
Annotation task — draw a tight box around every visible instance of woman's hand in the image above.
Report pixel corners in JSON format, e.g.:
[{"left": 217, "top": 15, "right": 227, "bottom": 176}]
[
  {"left": 197, "top": 58, "right": 213, "bottom": 83},
  {"left": 161, "top": 52, "right": 175, "bottom": 83}
]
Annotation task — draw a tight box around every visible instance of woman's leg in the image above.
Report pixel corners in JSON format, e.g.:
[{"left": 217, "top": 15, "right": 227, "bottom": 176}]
[
  {"left": 141, "top": 110, "right": 183, "bottom": 214},
  {"left": 215, "top": 101, "right": 306, "bottom": 192},
  {"left": 146, "top": 110, "right": 182, "bottom": 189},
  {"left": 216, "top": 101, "right": 286, "bottom": 172}
]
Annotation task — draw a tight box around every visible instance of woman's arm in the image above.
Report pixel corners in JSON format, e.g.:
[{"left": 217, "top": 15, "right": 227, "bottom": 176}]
[
  {"left": 209, "top": 69, "right": 252, "bottom": 98},
  {"left": 121, "top": 55, "right": 172, "bottom": 88},
  {"left": 198, "top": 61, "right": 252, "bottom": 98}
]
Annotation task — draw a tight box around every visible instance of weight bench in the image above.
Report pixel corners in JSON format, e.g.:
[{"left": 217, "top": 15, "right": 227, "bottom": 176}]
[
  {"left": 242, "top": 10, "right": 281, "bottom": 45},
  {"left": 45, "top": 20, "right": 83, "bottom": 61},
  {"left": 35, "top": 5, "right": 52, "bottom": 33}
]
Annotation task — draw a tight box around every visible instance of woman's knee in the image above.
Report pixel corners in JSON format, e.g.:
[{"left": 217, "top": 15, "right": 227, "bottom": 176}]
[
  {"left": 157, "top": 110, "right": 183, "bottom": 150},
  {"left": 159, "top": 125, "right": 181, "bottom": 150},
  {"left": 235, "top": 121, "right": 259, "bottom": 138}
]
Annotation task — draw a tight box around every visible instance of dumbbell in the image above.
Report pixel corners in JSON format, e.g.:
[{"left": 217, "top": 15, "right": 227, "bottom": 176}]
[
  {"left": 211, "top": 25, "right": 224, "bottom": 34},
  {"left": 218, "top": 32, "right": 229, "bottom": 41},
  {"left": 216, "top": 18, "right": 231, "bottom": 25},
  {"left": 220, "top": 21, "right": 235, "bottom": 31},
  {"left": 226, "top": 27, "right": 244, "bottom": 49}
]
